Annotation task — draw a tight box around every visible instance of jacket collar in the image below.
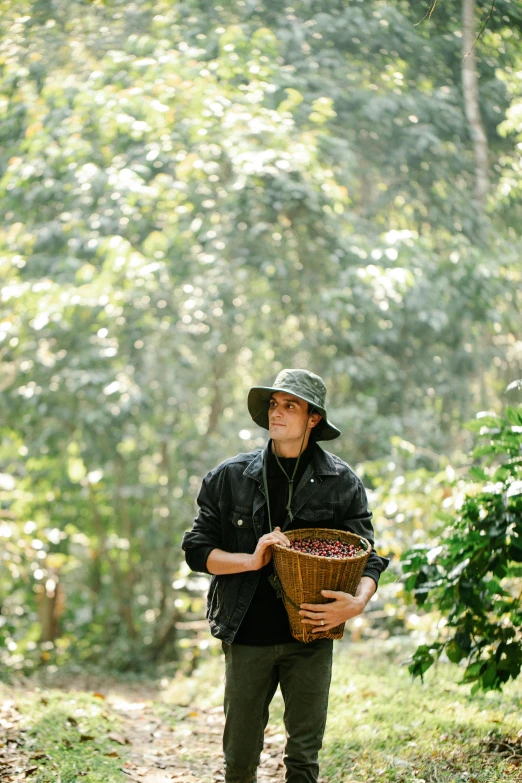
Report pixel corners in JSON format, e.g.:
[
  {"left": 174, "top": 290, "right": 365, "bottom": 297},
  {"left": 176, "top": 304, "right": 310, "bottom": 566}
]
[{"left": 243, "top": 439, "right": 339, "bottom": 484}]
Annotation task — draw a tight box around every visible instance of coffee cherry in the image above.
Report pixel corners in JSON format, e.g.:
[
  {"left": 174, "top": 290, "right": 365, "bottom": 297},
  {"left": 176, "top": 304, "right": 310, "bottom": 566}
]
[{"left": 287, "top": 538, "right": 362, "bottom": 558}]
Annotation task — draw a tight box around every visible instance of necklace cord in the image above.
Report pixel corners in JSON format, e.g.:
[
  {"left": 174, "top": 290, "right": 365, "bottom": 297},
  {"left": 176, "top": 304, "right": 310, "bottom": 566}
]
[{"left": 267, "top": 412, "right": 312, "bottom": 525}]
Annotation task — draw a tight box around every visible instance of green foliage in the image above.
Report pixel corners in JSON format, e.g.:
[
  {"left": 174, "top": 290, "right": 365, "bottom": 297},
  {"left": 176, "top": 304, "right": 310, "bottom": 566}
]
[
  {"left": 0, "top": 0, "right": 521, "bottom": 672},
  {"left": 402, "top": 405, "right": 522, "bottom": 691}
]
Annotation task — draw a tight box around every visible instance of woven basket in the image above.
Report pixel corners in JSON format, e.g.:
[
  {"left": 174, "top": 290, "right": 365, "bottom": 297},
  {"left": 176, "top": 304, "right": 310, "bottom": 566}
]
[{"left": 272, "top": 528, "right": 371, "bottom": 643}]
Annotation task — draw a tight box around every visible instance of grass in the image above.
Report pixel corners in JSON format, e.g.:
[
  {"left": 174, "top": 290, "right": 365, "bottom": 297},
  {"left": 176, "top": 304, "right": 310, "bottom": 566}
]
[
  {"left": 1, "top": 687, "right": 126, "bottom": 783},
  {"left": 321, "top": 637, "right": 522, "bottom": 783}
]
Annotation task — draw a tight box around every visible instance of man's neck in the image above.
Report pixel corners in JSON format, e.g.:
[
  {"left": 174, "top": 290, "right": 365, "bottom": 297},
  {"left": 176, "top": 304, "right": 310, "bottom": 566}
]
[{"left": 271, "top": 437, "right": 312, "bottom": 459}]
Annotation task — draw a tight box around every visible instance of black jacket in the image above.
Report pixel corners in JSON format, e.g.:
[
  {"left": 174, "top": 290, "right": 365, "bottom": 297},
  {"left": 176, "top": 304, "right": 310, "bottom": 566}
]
[{"left": 182, "top": 441, "right": 389, "bottom": 643}]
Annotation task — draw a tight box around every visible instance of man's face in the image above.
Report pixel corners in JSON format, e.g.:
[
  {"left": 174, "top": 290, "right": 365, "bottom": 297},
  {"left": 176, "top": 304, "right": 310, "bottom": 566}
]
[{"left": 268, "top": 391, "right": 320, "bottom": 445}]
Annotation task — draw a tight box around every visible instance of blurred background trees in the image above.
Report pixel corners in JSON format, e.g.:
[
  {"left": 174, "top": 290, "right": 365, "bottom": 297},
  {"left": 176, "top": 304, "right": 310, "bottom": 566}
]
[{"left": 0, "top": 0, "right": 521, "bottom": 675}]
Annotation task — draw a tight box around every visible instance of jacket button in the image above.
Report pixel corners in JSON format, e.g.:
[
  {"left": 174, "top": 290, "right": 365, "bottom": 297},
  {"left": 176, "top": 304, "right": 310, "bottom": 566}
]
[
  {"left": 237, "top": 519, "right": 243, "bottom": 526},
  {"left": 310, "top": 479, "right": 315, "bottom": 483}
]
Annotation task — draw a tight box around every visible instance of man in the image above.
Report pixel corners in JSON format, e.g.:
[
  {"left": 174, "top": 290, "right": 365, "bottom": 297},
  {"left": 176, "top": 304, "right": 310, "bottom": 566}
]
[{"left": 182, "top": 369, "right": 388, "bottom": 783}]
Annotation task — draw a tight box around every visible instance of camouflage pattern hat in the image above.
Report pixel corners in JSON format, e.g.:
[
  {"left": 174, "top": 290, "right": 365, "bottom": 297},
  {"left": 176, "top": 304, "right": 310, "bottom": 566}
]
[{"left": 247, "top": 368, "right": 341, "bottom": 441}]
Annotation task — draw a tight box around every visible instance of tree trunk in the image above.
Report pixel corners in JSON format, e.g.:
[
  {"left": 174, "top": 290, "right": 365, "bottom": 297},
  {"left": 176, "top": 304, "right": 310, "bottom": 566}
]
[
  {"left": 461, "top": 0, "right": 489, "bottom": 213},
  {"left": 158, "top": 440, "right": 173, "bottom": 619},
  {"left": 206, "top": 355, "right": 229, "bottom": 436},
  {"left": 36, "top": 580, "right": 65, "bottom": 642},
  {"left": 151, "top": 609, "right": 181, "bottom": 661},
  {"left": 115, "top": 455, "right": 137, "bottom": 638}
]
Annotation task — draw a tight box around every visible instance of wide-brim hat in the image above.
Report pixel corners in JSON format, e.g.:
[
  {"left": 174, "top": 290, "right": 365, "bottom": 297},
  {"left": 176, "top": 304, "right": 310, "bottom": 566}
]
[{"left": 248, "top": 368, "right": 341, "bottom": 441}]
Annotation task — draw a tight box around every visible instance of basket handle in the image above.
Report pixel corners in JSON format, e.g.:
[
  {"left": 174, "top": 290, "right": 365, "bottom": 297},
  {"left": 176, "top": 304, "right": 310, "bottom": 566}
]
[{"left": 269, "top": 567, "right": 301, "bottom": 612}]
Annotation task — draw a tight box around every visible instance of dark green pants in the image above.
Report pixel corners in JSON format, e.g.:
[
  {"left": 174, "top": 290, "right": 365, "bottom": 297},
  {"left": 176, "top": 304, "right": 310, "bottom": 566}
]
[{"left": 222, "top": 639, "right": 333, "bottom": 783}]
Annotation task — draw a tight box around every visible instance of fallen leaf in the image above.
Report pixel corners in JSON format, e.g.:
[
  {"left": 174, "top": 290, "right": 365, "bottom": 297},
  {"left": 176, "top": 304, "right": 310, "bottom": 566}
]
[
  {"left": 108, "top": 732, "right": 130, "bottom": 745},
  {"left": 79, "top": 734, "right": 95, "bottom": 742},
  {"left": 93, "top": 692, "right": 106, "bottom": 700},
  {"left": 24, "top": 767, "right": 38, "bottom": 777},
  {"left": 104, "top": 751, "right": 120, "bottom": 758},
  {"left": 65, "top": 717, "right": 78, "bottom": 727}
]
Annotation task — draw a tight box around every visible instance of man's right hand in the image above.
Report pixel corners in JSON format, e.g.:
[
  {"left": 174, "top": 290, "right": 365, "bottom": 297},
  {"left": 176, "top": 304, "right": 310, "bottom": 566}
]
[
  {"left": 249, "top": 527, "right": 290, "bottom": 570},
  {"left": 206, "top": 528, "right": 291, "bottom": 575}
]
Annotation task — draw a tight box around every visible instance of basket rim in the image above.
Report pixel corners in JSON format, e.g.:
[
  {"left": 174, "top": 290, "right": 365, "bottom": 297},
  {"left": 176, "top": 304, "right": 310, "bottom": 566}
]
[{"left": 273, "top": 528, "right": 372, "bottom": 562}]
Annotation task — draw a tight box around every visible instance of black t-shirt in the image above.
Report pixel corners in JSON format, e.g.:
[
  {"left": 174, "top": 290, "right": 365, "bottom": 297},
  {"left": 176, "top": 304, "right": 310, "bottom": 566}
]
[{"left": 233, "top": 440, "right": 316, "bottom": 645}]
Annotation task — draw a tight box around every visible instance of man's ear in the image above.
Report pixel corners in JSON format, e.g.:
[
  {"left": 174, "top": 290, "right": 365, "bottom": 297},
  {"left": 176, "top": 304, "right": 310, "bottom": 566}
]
[{"left": 309, "top": 412, "right": 322, "bottom": 429}]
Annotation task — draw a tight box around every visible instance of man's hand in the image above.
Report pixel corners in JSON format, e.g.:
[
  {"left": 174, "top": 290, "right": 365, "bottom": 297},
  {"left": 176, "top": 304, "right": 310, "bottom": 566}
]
[
  {"left": 298, "top": 577, "right": 377, "bottom": 634},
  {"left": 206, "top": 528, "right": 290, "bottom": 575},
  {"left": 249, "top": 527, "right": 290, "bottom": 570}
]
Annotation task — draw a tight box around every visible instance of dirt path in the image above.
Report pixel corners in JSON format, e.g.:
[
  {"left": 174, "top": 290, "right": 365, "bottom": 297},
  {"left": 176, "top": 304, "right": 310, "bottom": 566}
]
[
  {"left": 108, "top": 694, "right": 287, "bottom": 783},
  {"left": 0, "top": 698, "right": 29, "bottom": 781}
]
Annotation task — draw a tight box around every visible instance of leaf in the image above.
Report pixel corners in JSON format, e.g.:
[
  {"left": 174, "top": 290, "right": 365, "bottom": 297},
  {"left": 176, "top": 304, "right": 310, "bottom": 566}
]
[
  {"left": 434, "top": 511, "right": 455, "bottom": 524},
  {"left": 476, "top": 411, "right": 502, "bottom": 423},
  {"left": 468, "top": 466, "right": 488, "bottom": 482},
  {"left": 465, "top": 413, "right": 502, "bottom": 432},
  {"left": 108, "top": 732, "right": 130, "bottom": 745},
  {"left": 505, "top": 406, "right": 522, "bottom": 426},
  {"left": 461, "top": 661, "right": 483, "bottom": 682},
  {"left": 92, "top": 692, "right": 106, "bottom": 700},
  {"left": 446, "top": 639, "right": 466, "bottom": 663},
  {"left": 80, "top": 734, "right": 95, "bottom": 742},
  {"left": 472, "top": 444, "right": 497, "bottom": 458}
]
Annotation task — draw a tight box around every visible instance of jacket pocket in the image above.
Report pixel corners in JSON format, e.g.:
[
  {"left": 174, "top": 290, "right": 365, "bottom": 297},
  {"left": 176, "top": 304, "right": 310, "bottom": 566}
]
[
  {"left": 230, "top": 508, "right": 254, "bottom": 530},
  {"left": 229, "top": 508, "right": 256, "bottom": 552}
]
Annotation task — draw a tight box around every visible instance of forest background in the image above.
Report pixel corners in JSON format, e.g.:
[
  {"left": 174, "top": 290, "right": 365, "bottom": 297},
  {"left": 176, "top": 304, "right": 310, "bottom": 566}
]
[{"left": 1, "top": 0, "right": 522, "bottom": 683}]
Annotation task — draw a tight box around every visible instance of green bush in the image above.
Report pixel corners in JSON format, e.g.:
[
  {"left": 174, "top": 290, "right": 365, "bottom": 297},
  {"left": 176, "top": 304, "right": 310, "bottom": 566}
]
[{"left": 402, "top": 402, "right": 522, "bottom": 692}]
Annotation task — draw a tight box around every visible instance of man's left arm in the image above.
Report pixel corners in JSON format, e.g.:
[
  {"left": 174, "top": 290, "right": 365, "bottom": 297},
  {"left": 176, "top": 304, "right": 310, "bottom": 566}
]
[
  {"left": 338, "top": 479, "right": 389, "bottom": 586},
  {"left": 299, "top": 477, "right": 389, "bottom": 633}
]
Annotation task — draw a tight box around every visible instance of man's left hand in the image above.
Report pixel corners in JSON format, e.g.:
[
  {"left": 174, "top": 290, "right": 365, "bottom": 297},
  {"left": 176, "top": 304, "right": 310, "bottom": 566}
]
[{"left": 299, "top": 590, "right": 365, "bottom": 634}]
